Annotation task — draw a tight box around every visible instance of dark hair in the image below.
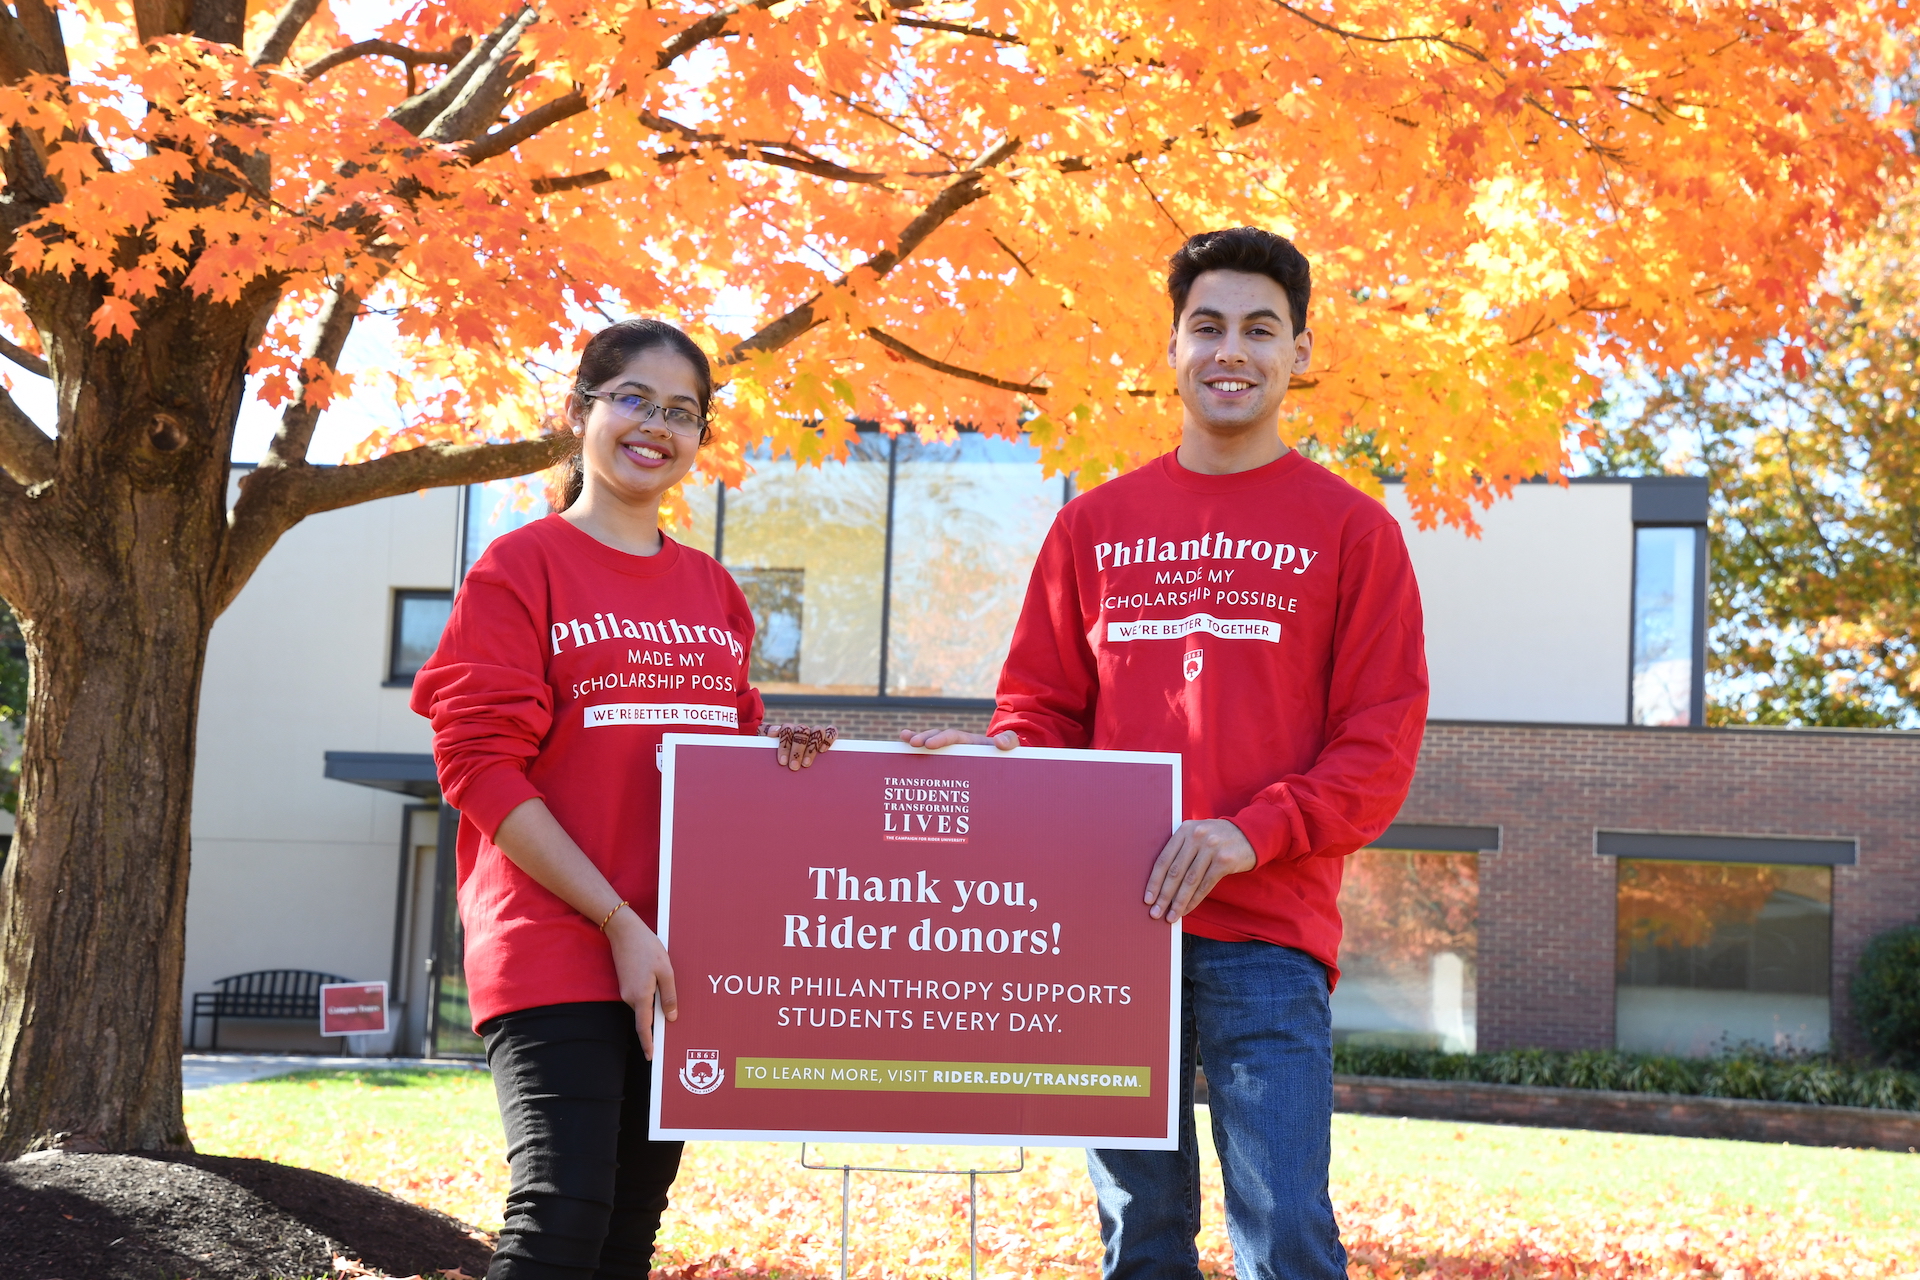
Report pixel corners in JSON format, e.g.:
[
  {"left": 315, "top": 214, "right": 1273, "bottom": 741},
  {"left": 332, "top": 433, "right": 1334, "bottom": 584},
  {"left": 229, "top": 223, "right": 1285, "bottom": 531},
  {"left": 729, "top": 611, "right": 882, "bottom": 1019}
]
[
  {"left": 1166, "top": 227, "right": 1311, "bottom": 335},
  {"left": 561, "top": 318, "right": 715, "bottom": 510}
]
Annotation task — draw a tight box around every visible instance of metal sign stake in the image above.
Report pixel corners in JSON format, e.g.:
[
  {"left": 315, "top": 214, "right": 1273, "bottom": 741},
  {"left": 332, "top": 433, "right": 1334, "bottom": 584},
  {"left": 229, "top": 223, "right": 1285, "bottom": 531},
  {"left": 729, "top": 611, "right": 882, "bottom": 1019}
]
[{"left": 801, "top": 1145, "right": 1026, "bottom": 1280}]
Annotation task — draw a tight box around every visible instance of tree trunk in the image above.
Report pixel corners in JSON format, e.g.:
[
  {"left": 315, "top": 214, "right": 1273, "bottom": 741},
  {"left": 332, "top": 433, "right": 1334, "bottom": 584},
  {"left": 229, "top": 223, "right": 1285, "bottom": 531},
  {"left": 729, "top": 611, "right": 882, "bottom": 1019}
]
[
  {"left": 0, "top": 572, "right": 213, "bottom": 1154},
  {"left": 0, "top": 272, "right": 570, "bottom": 1155},
  {"left": 0, "top": 281, "right": 262, "bottom": 1157}
]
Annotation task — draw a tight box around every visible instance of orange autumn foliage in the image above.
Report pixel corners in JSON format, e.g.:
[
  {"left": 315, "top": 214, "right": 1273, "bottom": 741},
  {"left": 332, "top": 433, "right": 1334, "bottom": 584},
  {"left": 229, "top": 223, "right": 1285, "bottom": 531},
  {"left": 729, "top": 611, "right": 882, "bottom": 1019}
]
[{"left": 0, "top": 0, "right": 1909, "bottom": 527}]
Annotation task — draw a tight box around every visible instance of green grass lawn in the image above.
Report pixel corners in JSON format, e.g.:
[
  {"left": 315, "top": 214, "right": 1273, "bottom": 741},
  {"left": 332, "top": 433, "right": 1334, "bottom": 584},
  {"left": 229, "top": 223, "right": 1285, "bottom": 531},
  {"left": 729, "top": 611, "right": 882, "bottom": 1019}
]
[
  {"left": 1331, "top": 1113, "right": 1919, "bottom": 1236},
  {"left": 185, "top": 1069, "right": 1920, "bottom": 1241}
]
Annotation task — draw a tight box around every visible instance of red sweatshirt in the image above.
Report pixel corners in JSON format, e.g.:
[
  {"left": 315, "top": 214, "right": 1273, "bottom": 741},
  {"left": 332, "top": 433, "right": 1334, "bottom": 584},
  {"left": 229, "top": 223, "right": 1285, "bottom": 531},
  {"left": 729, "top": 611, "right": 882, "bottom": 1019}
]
[
  {"left": 410, "top": 514, "right": 764, "bottom": 1027},
  {"left": 989, "top": 450, "right": 1427, "bottom": 981}
]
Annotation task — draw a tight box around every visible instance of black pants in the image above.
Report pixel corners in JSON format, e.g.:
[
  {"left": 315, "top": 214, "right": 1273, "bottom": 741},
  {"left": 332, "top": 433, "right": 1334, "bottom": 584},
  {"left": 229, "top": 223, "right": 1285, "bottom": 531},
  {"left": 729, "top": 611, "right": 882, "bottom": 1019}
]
[{"left": 480, "top": 1001, "right": 685, "bottom": 1279}]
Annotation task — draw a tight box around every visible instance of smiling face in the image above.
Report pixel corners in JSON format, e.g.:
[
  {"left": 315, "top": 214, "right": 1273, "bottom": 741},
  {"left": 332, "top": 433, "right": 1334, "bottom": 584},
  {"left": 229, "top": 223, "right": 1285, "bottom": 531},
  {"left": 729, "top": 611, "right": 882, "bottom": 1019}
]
[
  {"left": 570, "top": 344, "right": 705, "bottom": 508},
  {"left": 1167, "top": 269, "right": 1313, "bottom": 440}
]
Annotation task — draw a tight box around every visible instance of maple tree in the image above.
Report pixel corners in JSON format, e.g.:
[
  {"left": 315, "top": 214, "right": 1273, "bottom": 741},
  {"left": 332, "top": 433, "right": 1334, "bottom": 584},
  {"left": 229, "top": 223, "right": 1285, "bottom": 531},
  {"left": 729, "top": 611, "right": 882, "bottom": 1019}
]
[
  {"left": 0, "top": 0, "right": 1906, "bottom": 1155},
  {"left": 1595, "top": 181, "right": 1920, "bottom": 728}
]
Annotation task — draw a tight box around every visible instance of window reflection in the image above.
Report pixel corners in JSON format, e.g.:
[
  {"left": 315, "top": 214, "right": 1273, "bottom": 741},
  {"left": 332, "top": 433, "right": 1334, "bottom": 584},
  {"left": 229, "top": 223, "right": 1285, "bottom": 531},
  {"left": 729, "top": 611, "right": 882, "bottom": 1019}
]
[
  {"left": 715, "top": 436, "right": 890, "bottom": 695},
  {"left": 462, "top": 428, "right": 1065, "bottom": 700},
  {"left": 888, "top": 434, "right": 1063, "bottom": 698},
  {"left": 1331, "top": 848, "right": 1478, "bottom": 1052},
  {"left": 1615, "top": 859, "right": 1832, "bottom": 1055},
  {"left": 463, "top": 478, "right": 551, "bottom": 577},
  {"left": 1631, "top": 526, "right": 1698, "bottom": 725}
]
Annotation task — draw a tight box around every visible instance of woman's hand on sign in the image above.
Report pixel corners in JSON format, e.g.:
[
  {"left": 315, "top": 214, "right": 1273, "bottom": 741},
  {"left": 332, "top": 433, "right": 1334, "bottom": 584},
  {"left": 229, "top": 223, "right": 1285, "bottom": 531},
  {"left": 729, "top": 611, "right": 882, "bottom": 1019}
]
[
  {"left": 1145, "top": 819, "right": 1258, "bottom": 923},
  {"left": 899, "top": 728, "right": 1020, "bottom": 751},
  {"left": 606, "top": 909, "right": 677, "bottom": 1058},
  {"left": 766, "top": 723, "right": 838, "bottom": 771}
]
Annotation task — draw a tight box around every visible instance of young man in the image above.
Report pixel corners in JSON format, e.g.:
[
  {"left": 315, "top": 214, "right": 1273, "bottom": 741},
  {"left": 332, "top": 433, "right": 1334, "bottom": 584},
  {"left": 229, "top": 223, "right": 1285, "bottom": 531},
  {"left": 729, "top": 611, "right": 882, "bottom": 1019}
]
[{"left": 906, "top": 226, "right": 1428, "bottom": 1278}]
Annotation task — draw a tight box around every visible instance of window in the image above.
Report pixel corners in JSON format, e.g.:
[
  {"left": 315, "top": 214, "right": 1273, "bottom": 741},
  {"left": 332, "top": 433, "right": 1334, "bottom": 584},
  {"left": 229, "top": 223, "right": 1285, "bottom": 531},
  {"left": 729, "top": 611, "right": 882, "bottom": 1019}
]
[
  {"left": 681, "top": 428, "right": 1069, "bottom": 701},
  {"left": 1615, "top": 859, "right": 1832, "bottom": 1055},
  {"left": 1331, "top": 848, "right": 1479, "bottom": 1052},
  {"left": 389, "top": 590, "right": 453, "bottom": 684},
  {"left": 703, "top": 436, "right": 892, "bottom": 695},
  {"left": 463, "top": 479, "right": 551, "bottom": 578},
  {"left": 887, "top": 433, "right": 1062, "bottom": 697},
  {"left": 1630, "top": 525, "right": 1702, "bottom": 725}
]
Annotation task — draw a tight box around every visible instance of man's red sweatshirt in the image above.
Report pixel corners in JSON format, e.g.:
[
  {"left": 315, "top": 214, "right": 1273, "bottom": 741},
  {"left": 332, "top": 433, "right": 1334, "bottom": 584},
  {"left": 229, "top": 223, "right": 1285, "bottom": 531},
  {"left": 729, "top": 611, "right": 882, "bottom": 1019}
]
[
  {"left": 410, "top": 514, "right": 763, "bottom": 1028},
  {"left": 988, "top": 450, "right": 1428, "bottom": 982}
]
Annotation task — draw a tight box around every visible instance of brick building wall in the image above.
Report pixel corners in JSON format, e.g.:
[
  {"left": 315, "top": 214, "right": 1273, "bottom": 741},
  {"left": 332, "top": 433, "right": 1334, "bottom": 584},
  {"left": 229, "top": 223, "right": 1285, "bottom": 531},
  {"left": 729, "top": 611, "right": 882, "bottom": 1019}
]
[
  {"left": 770, "top": 705, "right": 1920, "bottom": 1056},
  {"left": 1402, "top": 722, "right": 1920, "bottom": 1056},
  {"left": 765, "top": 701, "right": 992, "bottom": 742}
]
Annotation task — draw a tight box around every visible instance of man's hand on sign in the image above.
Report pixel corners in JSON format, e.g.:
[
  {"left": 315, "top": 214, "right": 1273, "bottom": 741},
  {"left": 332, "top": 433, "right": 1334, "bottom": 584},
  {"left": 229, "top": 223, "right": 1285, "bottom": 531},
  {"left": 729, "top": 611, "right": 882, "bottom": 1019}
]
[
  {"left": 899, "top": 728, "right": 1021, "bottom": 750},
  {"left": 1145, "top": 819, "right": 1258, "bottom": 922},
  {"left": 606, "top": 910, "right": 677, "bottom": 1058},
  {"left": 766, "top": 723, "right": 840, "bottom": 770}
]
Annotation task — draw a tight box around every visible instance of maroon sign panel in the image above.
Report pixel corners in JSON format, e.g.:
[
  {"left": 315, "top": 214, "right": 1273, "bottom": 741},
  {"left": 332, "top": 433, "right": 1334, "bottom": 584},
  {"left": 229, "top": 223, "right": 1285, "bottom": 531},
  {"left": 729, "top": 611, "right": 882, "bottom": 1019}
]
[
  {"left": 319, "top": 982, "right": 388, "bottom": 1036},
  {"left": 650, "top": 737, "right": 1181, "bottom": 1148}
]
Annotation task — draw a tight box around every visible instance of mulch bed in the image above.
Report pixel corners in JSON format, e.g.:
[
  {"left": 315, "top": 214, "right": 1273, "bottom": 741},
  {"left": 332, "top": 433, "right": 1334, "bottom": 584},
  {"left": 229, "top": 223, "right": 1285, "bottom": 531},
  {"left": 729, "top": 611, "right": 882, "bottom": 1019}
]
[{"left": 0, "top": 1150, "right": 494, "bottom": 1280}]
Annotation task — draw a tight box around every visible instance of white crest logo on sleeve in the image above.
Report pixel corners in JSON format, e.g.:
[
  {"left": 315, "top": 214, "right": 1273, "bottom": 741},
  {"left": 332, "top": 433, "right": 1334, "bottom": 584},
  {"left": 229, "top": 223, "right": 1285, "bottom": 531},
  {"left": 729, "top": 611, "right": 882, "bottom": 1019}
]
[
  {"left": 679, "top": 1049, "right": 725, "bottom": 1094},
  {"left": 1183, "top": 649, "right": 1204, "bottom": 682}
]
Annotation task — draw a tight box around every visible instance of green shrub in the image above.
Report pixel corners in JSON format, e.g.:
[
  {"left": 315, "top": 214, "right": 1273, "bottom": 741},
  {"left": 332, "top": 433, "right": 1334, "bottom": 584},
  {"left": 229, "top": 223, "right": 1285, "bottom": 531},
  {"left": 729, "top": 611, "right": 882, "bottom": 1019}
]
[
  {"left": 1328, "top": 1042, "right": 1920, "bottom": 1111},
  {"left": 1852, "top": 924, "right": 1920, "bottom": 1066}
]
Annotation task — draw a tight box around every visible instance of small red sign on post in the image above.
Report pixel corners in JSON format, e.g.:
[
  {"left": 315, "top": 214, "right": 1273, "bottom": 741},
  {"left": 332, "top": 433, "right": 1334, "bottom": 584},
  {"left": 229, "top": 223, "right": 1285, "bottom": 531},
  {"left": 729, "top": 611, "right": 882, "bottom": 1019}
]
[
  {"left": 651, "top": 736, "right": 1182, "bottom": 1148},
  {"left": 319, "top": 981, "right": 389, "bottom": 1037}
]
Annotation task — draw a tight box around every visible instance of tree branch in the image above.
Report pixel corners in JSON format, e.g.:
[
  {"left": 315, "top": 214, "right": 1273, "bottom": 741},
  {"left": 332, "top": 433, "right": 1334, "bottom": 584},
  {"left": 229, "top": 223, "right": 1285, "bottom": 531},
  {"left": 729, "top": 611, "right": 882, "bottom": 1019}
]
[
  {"left": 389, "top": 8, "right": 528, "bottom": 135},
  {"left": 656, "top": 0, "right": 785, "bottom": 70},
  {"left": 461, "top": 88, "right": 590, "bottom": 163},
  {"left": 891, "top": 15, "right": 1023, "bottom": 44},
  {"left": 450, "top": 2, "right": 801, "bottom": 168},
  {"left": 298, "top": 38, "right": 464, "bottom": 82},
  {"left": 252, "top": 0, "right": 323, "bottom": 68},
  {"left": 0, "top": 383, "right": 54, "bottom": 487},
  {"left": 1260, "top": 0, "right": 1487, "bottom": 61},
  {"left": 422, "top": 7, "right": 541, "bottom": 144},
  {"left": 221, "top": 435, "right": 575, "bottom": 611},
  {"left": 10, "top": 0, "right": 67, "bottom": 78},
  {"left": 188, "top": 0, "right": 247, "bottom": 47},
  {"left": 0, "top": 334, "right": 48, "bottom": 378},
  {"left": 0, "top": 0, "right": 68, "bottom": 84},
  {"left": 632, "top": 109, "right": 895, "bottom": 182},
  {"left": 299, "top": 435, "right": 576, "bottom": 517},
  {"left": 723, "top": 137, "right": 1021, "bottom": 363},
  {"left": 531, "top": 168, "right": 612, "bottom": 194},
  {"left": 865, "top": 328, "right": 1045, "bottom": 394},
  {"left": 262, "top": 282, "right": 362, "bottom": 470}
]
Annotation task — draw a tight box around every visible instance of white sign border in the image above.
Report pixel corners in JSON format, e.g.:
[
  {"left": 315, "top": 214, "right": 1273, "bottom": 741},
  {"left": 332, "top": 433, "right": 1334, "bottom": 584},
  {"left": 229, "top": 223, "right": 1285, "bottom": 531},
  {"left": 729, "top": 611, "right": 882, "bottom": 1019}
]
[{"left": 650, "top": 734, "right": 1183, "bottom": 1150}]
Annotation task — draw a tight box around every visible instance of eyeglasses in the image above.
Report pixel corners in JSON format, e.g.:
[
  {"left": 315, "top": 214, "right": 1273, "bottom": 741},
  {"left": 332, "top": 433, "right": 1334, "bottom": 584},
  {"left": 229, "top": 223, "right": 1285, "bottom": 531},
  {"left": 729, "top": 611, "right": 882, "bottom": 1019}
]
[{"left": 582, "top": 391, "right": 706, "bottom": 436}]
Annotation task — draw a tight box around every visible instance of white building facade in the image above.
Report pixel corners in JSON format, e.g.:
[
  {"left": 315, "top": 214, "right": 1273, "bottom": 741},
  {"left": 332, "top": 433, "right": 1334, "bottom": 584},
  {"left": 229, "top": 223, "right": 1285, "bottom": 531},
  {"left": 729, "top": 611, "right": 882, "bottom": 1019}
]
[{"left": 183, "top": 451, "right": 1716, "bottom": 1057}]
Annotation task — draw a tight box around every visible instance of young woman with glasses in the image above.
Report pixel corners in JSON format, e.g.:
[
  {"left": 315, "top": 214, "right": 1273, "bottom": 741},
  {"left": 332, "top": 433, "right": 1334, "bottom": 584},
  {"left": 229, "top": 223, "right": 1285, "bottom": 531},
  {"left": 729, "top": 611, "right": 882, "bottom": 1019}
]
[{"left": 412, "top": 319, "right": 832, "bottom": 1278}]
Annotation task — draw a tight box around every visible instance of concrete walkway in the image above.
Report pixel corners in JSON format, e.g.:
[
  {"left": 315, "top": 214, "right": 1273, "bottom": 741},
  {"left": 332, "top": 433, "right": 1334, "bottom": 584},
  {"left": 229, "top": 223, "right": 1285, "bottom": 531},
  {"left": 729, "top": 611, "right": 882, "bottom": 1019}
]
[{"left": 182, "top": 1053, "right": 487, "bottom": 1091}]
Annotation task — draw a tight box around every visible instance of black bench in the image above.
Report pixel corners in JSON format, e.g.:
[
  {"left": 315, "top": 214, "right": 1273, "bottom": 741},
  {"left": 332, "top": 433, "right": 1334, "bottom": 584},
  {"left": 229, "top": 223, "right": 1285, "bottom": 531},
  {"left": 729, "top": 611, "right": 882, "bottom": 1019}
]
[{"left": 188, "top": 969, "right": 351, "bottom": 1051}]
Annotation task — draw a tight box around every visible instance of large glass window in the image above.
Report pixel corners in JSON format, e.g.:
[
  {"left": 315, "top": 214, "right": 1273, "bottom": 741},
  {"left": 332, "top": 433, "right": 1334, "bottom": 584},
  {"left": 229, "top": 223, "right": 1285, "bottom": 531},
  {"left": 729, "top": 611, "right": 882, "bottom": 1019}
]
[
  {"left": 1331, "top": 848, "right": 1479, "bottom": 1052},
  {"left": 1631, "top": 525, "right": 1700, "bottom": 725},
  {"left": 713, "top": 436, "right": 892, "bottom": 695},
  {"left": 463, "top": 478, "right": 552, "bottom": 577},
  {"left": 461, "top": 427, "right": 1066, "bottom": 701},
  {"left": 1615, "top": 859, "right": 1832, "bottom": 1055},
  {"left": 887, "top": 433, "right": 1062, "bottom": 697}
]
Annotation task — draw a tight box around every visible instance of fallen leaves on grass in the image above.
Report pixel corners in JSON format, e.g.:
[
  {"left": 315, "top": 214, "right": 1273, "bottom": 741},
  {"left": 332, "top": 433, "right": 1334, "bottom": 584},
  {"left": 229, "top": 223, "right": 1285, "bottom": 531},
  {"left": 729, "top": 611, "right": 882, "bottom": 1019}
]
[{"left": 188, "top": 1079, "right": 1920, "bottom": 1279}]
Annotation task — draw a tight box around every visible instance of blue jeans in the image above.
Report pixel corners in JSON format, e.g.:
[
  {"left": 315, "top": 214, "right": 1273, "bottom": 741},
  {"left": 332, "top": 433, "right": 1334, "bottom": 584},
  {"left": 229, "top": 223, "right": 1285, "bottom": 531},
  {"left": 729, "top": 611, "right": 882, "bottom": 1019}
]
[{"left": 1087, "top": 937, "right": 1345, "bottom": 1280}]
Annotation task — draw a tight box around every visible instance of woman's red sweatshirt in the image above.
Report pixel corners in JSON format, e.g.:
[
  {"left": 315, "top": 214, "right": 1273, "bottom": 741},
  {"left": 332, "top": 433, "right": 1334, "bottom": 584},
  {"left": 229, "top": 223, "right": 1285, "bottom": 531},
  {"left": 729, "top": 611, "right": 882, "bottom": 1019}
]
[
  {"left": 410, "top": 514, "right": 763, "bottom": 1028},
  {"left": 988, "top": 450, "right": 1429, "bottom": 982}
]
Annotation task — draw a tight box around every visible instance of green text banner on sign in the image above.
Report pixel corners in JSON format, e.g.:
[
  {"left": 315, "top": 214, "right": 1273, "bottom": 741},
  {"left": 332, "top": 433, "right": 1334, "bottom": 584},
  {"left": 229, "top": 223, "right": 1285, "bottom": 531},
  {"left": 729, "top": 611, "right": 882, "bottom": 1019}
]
[
  {"left": 649, "top": 737, "right": 1182, "bottom": 1148},
  {"left": 736, "top": 1059, "right": 1153, "bottom": 1095}
]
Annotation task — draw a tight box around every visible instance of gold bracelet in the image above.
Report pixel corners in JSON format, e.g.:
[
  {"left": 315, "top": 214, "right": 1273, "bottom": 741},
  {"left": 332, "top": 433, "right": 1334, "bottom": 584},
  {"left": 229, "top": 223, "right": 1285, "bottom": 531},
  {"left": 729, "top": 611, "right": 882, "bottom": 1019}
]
[{"left": 598, "top": 900, "right": 630, "bottom": 932}]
